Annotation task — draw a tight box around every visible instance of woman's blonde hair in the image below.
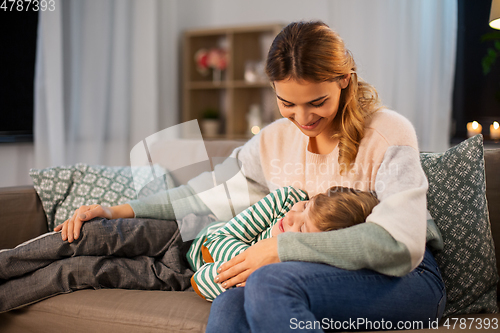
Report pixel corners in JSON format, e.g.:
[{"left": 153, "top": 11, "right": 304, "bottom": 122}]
[
  {"left": 266, "top": 21, "right": 382, "bottom": 174},
  {"left": 308, "top": 186, "right": 379, "bottom": 231}
]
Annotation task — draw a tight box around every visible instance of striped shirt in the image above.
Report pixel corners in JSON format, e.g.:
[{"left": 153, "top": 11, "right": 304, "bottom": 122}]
[{"left": 187, "top": 186, "right": 308, "bottom": 301}]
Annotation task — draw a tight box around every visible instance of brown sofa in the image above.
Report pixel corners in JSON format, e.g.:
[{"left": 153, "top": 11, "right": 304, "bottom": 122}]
[{"left": 0, "top": 141, "right": 499, "bottom": 333}]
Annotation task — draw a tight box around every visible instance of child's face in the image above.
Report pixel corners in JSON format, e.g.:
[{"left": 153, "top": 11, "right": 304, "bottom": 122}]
[{"left": 271, "top": 199, "right": 322, "bottom": 237}]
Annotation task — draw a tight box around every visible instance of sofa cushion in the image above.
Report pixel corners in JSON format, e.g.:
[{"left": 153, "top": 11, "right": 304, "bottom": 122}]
[
  {"left": 0, "top": 289, "right": 211, "bottom": 333},
  {"left": 30, "top": 164, "right": 174, "bottom": 231},
  {"left": 420, "top": 135, "right": 499, "bottom": 317}
]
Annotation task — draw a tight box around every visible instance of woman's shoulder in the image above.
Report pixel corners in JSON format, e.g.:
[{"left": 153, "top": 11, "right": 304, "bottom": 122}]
[{"left": 364, "top": 109, "right": 419, "bottom": 149}]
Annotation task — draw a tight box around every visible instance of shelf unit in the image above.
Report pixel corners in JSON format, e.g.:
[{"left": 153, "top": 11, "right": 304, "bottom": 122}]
[{"left": 182, "top": 24, "right": 283, "bottom": 139}]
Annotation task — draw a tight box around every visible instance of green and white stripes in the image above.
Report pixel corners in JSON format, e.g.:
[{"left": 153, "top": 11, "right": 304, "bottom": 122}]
[{"left": 188, "top": 186, "right": 308, "bottom": 301}]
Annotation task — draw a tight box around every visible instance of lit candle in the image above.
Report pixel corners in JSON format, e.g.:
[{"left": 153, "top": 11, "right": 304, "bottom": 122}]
[
  {"left": 491, "top": 121, "right": 500, "bottom": 140},
  {"left": 467, "top": 121, "right": 482, "bottom": 138}
]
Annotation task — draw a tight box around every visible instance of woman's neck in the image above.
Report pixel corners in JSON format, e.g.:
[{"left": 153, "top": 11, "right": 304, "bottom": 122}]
[{"left": 308, "top": 135, "right": 338, "bottom": 155}]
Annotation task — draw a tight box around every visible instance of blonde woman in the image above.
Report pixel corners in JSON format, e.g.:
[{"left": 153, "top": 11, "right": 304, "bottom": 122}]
[{"left": 205, "top": 21, "right": 446, "bottom": 332}]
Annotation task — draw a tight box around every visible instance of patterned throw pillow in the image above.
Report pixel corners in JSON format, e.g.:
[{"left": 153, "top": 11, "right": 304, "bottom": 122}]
[
  {"left": 30, "top": 163, "right": 174, "bottom": 231},
  {"left": 420, "top": 135, "right": 499, "bottom": 317}
]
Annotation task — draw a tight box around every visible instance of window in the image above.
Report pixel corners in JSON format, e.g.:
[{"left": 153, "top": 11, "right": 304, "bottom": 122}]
[
  {"left": 452, "top": 0, "right": 500, "bottom": 143},
  {"left": 0, "top": 10, "right": 38, "bottom": 143}
]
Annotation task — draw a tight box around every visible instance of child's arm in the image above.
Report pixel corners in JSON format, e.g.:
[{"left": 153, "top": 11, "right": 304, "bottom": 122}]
[
  {"left": 204, "top": 186, "right": 308, "bottom": 263},
  {"left": 191, "top": 261, "right": 225, "bottom": 302},
  {"left": 191, "top": 186, "right": 307, "bottom": 301}
]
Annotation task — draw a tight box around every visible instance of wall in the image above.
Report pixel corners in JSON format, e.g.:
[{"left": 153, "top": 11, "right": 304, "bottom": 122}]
[
  {"left": 0, "top": 0, "right": 456, "bottom": 187},
  {"left": 0, "top": 144, "right": 34, "bottom": 187}
]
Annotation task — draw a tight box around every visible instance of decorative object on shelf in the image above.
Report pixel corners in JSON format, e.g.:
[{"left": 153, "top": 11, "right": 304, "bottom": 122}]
[
  {"left": 490, "top": 121, "right": 500, "bottom": 140},
  {"left": 201, "top": 108, "right": 220, "bottom": 137},
  {"left": 195, "top": 48, "right": 228, "bottom": 82},
  {"left": 490, "top": 0, "right": 500, "bottom": 29},
  {"left": 184, "top": 24, "right": 283, "bottom": 139},
  {"left": 467, "top": 121, "right": 482, "bottom": 138},
  {"left": 247, "top": 104, "right": 262, "bottom": 135},
  {"left": 244, "top": 60, "right": 266, "bottom": 83}
]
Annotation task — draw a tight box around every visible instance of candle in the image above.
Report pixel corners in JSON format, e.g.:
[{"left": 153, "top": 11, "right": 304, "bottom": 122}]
[
  {"left": 491, "top": 121, "right": 500, "bottom": 140},
  {"left": 467, "top": 121, "right": 482, "bottom": 138}
]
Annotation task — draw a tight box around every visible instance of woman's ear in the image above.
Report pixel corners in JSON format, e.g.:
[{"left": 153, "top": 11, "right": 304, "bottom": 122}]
[{"left": 340, "top": 74, "right": 351, "bottom": 89}]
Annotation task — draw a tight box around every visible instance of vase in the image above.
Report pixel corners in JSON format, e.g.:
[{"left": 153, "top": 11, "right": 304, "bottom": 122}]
[
  {"left": 213, "top": 69, "right": 222, "bottom": 82},
  {"left": 201, "top": 119, "right": 219, "bottom": 137}
]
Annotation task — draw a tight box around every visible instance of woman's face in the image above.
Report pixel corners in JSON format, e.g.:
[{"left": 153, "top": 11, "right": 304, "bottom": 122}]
[
  {"left": 271, "top": 199, "right": 322, "bottom": 237},
  {"left": 274, "top": 77, "right": 349, "bottom": 139}
]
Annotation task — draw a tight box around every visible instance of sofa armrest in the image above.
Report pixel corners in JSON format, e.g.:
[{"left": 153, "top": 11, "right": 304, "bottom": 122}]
[
  {"left": 0, "top": 186, "right": 48, "bottom": 250},
  {"left": 484, "top": 148, "right": 500, "bottom": 300}
]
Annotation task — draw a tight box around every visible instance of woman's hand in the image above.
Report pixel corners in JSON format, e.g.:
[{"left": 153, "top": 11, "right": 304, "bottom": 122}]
[
  {"left": 215, "top": 237, "right": 280, "bottom": 288},
  {"left": 54, "top": 204, "right": 113, "bottom": 242}
]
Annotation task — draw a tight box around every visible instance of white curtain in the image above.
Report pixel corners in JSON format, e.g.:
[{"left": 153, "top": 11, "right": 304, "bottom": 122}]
[
  {"left": 329, "top": 0, "right": 457, "bottom": 152},
  {"left": 34, "top": 0, "right": 167, "bottom": 169},
  {"left": 34, "top": 0, "right": 457, "bottom": 173}
]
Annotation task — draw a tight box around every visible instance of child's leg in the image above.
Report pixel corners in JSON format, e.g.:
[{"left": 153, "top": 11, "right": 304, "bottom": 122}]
[
  {"left": 0, "top": 252, "right": 193, "bottom": 313},
  {"left": 0, "top": 218, "right": 182, "bottom": 280}
]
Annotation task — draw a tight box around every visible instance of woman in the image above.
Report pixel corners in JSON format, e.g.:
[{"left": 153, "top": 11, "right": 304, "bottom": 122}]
[{"left": 55, "top": 21, "right": 445, "bottom": 332}]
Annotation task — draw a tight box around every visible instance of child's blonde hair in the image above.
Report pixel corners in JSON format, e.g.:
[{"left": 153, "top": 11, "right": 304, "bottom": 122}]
[{"left": 309, "top": 186, "right": 379, "bottom": 231}]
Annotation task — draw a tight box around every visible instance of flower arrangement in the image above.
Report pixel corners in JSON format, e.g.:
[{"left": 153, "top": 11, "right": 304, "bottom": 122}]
[{"left": 195, "top": 48, "right": 228, "bottom": 76}]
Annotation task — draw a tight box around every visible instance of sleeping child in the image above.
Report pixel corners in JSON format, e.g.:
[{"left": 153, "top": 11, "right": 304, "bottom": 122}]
[{"left": 187, "top": 185, "right": 380, "bottom": 301}]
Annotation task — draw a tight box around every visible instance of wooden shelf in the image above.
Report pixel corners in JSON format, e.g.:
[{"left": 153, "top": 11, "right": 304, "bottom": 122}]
[
  {"left": 186, "top": 80, "right": 272, "bottom": 90},
  {"left": 231, "top": 80, "right": 271, "bottom": 88},
  {"left": 186, "top": 81, "right": 228, "bottom": 90},
  {"left": 182, "top": 24, "right": 283, "bottom": 138}
]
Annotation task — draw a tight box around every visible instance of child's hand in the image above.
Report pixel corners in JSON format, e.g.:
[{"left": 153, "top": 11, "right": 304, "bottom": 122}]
[
  {"left": 214, "top": 237, "right": 280, "bottom": 289},
  {"left": 54, "top": 204, "right": 113, "bottom": 242}
]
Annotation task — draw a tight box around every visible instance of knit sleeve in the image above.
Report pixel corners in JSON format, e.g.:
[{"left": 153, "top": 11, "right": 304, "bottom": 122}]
[
  {"left": 128, "top": 131, "right": 269, "bottom": 222},
  {"left": 187, "top": 133, "right": 270, "bottom": 222},
  {"left": 127, "top": 184, "right": 211, "bottom": 220},
  {"left": 277, "top": 146, "right": 428, "bottom": 276}
]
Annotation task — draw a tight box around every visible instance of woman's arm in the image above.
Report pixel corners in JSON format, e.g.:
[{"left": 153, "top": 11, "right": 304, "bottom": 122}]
[
  {"left": 216, "top": 146, "right": 428, "bottom": 287},
  {"left": 54, "top": 184, "right": 209, "bottom": 242},
  {"left": 187, "top": 135, "right": 270, "bottom": 222},
  {"left": 277, "top": 146, "right": 428, "bottom": 276},
  {"left": 54, "top": 203, "right": 133, "bottom": 242},
  {"left": 55, "top": 134, "right": 270, "bottom": 244},
  {"left": 127, "top": 184, "right": 211, "bottom": 220}
]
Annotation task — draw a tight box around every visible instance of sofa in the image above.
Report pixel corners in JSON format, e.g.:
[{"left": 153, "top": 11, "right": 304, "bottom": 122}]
[{"left": 0, "top": 139, "right": 499, "bottom": 333}]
